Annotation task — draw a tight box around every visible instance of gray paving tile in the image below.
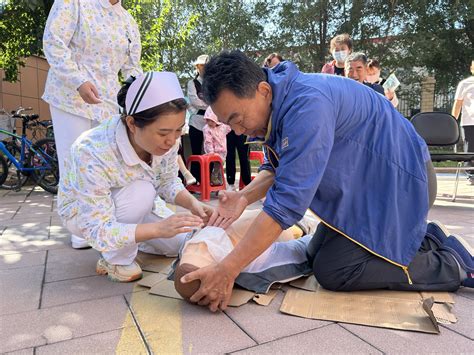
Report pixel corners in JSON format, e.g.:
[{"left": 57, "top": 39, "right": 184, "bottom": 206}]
[
  {"left": 456, "top": 287, "right": 474, "bottom": 300},
  {"left": 181, "top": 300, "right": 257, "bottom": 353},
  {"left": 0, "top": 266, "right": 43, "bottom": 315},
  {"left": 0, "top": 251, "right": 46, "bottom": 270},
  {"left": 41, "top": 275, "right": 139, "bottom": 308},
  {"left": 4, "top": 348, "right": 34, "bottom": 355},
  {"left": 1, "top": 222, "right": 50, "bottom": 241},
  {"left": 45, "top": 248, "right": 100, "bottom": 282},
  {"left": 342, "top": 321, "right": 473, "bottom": 354},
  {"left": 224, "top": 288, "right": 331, "bottom": 344},
  {"left": 0, "top": 296, "right": 130, "bottom": 353},
  {"left": 441, "top": 294, "right": 474, "bottom": 339},
  {"left": 233, "top": 324, "right": 381, "bottom": 354},
  {"left": 35, "top": 328, "right": 147, "bottom": 354}
]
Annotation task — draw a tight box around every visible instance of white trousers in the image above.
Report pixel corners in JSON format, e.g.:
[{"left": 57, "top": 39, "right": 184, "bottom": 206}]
[
  {"left": 65, "top": 180, "right": 187, "bottom": 265},
  {"left": 49, "top": 106, "right": 98, "bottom": 176}
]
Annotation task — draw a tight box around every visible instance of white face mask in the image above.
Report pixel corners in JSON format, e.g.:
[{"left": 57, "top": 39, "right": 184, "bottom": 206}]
[{"left": 332, "top": 50, "right": 348, "bottom": 63}]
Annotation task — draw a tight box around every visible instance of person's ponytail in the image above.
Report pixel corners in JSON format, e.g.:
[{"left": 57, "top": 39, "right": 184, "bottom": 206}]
[{"left": 117, "top": 76, "right": 137, "bottom": 114}]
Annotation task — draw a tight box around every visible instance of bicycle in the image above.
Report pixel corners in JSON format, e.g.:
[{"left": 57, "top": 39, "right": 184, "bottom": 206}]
[{"left": 0, "top": 108, "right": 59, "bottom": 194}]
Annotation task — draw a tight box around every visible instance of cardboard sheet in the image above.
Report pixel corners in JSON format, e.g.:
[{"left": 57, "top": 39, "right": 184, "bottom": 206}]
[
  {"left": 280, "top": 288, "right": 440, "bottom": 334},
  {"left": 137, "top": 273, "right": 168, "bottom": 288},
  {"left": 253, "top": 289, "right": 279, "bottom": 306},
  {"left": 135, "top": 253, "right": 176, "bottom": 273}
]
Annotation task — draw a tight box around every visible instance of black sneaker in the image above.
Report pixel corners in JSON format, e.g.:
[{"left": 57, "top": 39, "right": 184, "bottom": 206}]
[
  {"left": 440, "top": 235, "right": 474, "bottom": 273},
  {"left": 426, "top": 220, "right": 450, "bottom": 247}
]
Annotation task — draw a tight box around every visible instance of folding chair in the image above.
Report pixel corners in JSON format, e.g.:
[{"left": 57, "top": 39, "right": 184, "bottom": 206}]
[{"left": 410, "top": 112, "right": 474, "bottom": 202}]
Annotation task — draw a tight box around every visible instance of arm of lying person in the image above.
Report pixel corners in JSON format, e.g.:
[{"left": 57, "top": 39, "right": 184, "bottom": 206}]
[{"left": 179, "top": 211, "right": 282, "bottom": 312}]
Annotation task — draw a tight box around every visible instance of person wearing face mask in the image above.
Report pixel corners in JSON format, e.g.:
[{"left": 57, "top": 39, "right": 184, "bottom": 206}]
[
  {"left": 367, "top": 59, "right": 399, "bottom": 108},
  {"left": 57, "top": 72, "right": 214, "bottom": 282},
  {"left": 321, "top": 33, "right": 352, "bottom": 76}
]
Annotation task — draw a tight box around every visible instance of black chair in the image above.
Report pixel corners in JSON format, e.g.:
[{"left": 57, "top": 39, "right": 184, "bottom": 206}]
[{"left": 410, "top": 111, "right": 474, "bottom": 202}]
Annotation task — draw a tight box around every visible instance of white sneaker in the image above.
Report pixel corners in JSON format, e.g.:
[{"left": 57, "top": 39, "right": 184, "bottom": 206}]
[
  {"left": 71, "top": 234, "right": 91, "bottom": 249},
  {"left": 226, "top": 183, "right": 236, "bottom": 191},
  {"left": 96, "top": 258, "right": 143, "bottom": 282}
]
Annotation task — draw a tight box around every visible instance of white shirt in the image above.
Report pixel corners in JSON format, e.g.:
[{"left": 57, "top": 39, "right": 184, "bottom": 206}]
[
  {"left": 58, "top": 115, "right": 185, "bottom": 252},
  {"left": 42, "top": 0, "right": 142, "bottom": 122},
  {"left": 187, "top": 76, "right": 208, "bottom": 130},
  {"left": 454, "top": 76, "right": 474, "bottom": 126}
]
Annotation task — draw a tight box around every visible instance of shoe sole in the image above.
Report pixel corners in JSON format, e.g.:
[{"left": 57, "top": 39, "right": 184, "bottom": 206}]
[{"left": 96, "top": 263, "right": 142, "bottom": 283}]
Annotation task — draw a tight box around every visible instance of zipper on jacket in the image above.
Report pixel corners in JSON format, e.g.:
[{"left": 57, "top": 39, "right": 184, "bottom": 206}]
[{"left": 309, "top": 209, "right": 413, "bottom": 285}]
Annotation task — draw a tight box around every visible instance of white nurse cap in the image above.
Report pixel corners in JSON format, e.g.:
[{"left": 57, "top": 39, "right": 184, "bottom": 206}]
[{"left": 125, "top": 71, "right": 184, "bottom": 116}]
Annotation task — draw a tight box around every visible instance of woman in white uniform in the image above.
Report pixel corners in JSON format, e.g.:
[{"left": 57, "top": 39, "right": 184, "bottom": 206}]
[
  {"left": 58, "top": 72, "right": 213, "bottom": 282},
  {"left": 43, "top": 0, "right": 142, "bottom": 248}
]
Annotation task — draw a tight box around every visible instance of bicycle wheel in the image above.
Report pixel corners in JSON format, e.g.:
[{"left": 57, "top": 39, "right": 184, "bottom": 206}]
[
  {"left": 0, "top": 154, "right": 8, "bottom": 186},
  {"left": 29, "top": 138, "right": 59, "bottom": 194},
  {"left": 0, "top": 142, "right": 29, "bottom": 190}
]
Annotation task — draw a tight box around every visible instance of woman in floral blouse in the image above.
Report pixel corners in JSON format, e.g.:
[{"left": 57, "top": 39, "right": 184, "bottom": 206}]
[
  {"left": 43, "top": 0, "right": 142, "bottom": 249},
  {"left": 42, "top": 0, "right": 142, "bottom": 175},
  {"left": 58, "top": 72, "right": 213, "bottom": 282}
]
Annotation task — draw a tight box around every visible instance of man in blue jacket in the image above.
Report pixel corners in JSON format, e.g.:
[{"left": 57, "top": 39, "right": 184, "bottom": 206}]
[{"left": 181, "top": 51, "right": 473, "bottom": 312}]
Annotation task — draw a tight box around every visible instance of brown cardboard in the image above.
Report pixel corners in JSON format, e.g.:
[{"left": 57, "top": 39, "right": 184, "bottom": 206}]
[
  {"left": 280, "top": 288, "right": 440, "bottom": 334},
  {"left": 290, "top": 276, "right": 319, "bottom": 291},
  {"left": 137, "top": 273, "right": 168, "bottom": 288},
  {"left": 421, "top": 291, "right": 455, "bottom": 304},
  {"left": 149, "top": 279, "right": 184, "bottom": 300},
  {"left": 432, "top": 303, "right": 457, "bottom": 324},
  {"left": 253, "top": 289, "right": 279, "bottom": 306},
  {"left": 136, "top": 254, "right": 175, "bottom": 273}
]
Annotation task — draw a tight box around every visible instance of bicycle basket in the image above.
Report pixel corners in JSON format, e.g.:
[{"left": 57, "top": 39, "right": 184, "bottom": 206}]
[{"left": 0, "top": 113, "right": 14, "bottom": 140}]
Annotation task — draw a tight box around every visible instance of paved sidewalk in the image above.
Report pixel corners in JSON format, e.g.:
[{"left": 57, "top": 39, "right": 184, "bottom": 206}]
[{"left": 1, "top": 176, "right": 473, "bottom": 354}]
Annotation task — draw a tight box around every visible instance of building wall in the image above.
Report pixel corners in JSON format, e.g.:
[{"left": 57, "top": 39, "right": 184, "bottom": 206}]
[{"left": 0, "top": 56, "right": 51, "bottom": 127}]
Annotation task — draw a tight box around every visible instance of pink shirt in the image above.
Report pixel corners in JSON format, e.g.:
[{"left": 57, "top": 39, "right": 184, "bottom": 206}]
[{"left": 203, "top": 124, "right": 231, "bottom": 161}]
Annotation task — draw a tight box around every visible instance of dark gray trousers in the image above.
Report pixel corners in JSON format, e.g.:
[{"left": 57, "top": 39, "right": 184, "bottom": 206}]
[{"left": 307, "top": 161, "right": 460, "bottom": 292}]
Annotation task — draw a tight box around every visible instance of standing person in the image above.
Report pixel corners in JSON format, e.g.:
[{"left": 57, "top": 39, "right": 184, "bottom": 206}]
[
  {"left": 179, "top": 51, "right": 472, "bottom": 312},
  {"left": 366, "top": 58, "right": 399, "bottom": 108},
  {"left": 58, "top": 72, "right": 213, "bottom": 282},
  {"left": 226, "top": 130, "right": 251, "bottom": 191},
  {"left": 187, "top": 54, "right": 210, "bottom": 183},
  {"left": 321, "top": 33, "right": 352, "bottom": 76},
  {"left": 263, "top": 53, "right": 284, "bottom": 69},
  {"left": 42, "top": 0, "right": 142, "bottom": 248},
  {"left": 202, "top": 107, "right": 231, "bottom": 185},
  {"left": 452, "top": 60, "right": 474, "bottom": 185},
  {"left": 345, "top": 53, "right": 385, "bottom": 95}
]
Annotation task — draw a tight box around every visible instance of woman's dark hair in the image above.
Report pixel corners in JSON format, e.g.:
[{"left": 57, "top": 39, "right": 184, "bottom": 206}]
[
  {"left": 117, "top": 77, "right": 188, "bottom": 128},
  {"left": 202, "top": 50, "right": 266, "bottom": 105},
  {"left": 367, "top": 59, "right": 381, "bottom": 70}
]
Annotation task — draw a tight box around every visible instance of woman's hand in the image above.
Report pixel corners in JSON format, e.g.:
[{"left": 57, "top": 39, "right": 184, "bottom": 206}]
[
  {"left": 156, "top": 213, "right": 203, "bottom": 238},
  {"left": 208, "top": 191, "right": 248, "bottom": 229},
  {"left": 189, "top": 200, "right": 214, "bottom": 225},
  {"left": 78, "top": 81, "right": 102, "bottom": 104}
]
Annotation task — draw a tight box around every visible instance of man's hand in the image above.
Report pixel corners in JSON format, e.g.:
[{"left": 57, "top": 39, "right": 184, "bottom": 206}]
[
  {"left": 157, "top": 213, "right": 203, "bottom": 238},
  {"left": 78, "top": 81, "right": 102, "bottom": 104},
  {"left": 208, "top": 191, "right": 248, "bottom": 229},
  {"left": 189, "top": 200, "right": 214, "bottom": 225},
  {"left": 181, "top": 262, "right": 238, "bottom": 312}
]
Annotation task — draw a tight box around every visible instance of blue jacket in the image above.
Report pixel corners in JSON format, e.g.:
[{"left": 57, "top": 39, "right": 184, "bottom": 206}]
[{"left": 261, "top": 61, "right": 430, "bottom": 270}]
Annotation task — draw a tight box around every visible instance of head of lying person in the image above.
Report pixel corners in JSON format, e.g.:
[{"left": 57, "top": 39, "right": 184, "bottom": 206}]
[
  {"left": 117, "top": 72, "right": 188, "bottom": 159},
  {"left": 202, "top": 50, "right": 272, "bottom": 139}
]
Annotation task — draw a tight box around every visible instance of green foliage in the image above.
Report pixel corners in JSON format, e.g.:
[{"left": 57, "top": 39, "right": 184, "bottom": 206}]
[
  {"left": 0, "top": 0, "right": 471, "bottom": 91},
  {"left": 0, "top": 1, "right": 50, "bottom": 82}
]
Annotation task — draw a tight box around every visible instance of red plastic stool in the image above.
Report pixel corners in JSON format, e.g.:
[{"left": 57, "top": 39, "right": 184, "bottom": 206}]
[
  {"left": 186, "top": 154, "right": 226, "bottom": 201},
  {"left": 239, "top": 150, "right": 265, "bottom": 190}
]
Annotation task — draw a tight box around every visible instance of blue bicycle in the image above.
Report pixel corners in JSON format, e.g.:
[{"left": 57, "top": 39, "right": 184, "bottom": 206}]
[{"left": 0, "top": 108, "right": 59, "bottom": 194}]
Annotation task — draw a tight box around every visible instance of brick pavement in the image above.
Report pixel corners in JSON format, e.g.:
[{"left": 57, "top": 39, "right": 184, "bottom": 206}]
[{"left": 0, "top": 176, "right": 472, "bottom": 354}]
